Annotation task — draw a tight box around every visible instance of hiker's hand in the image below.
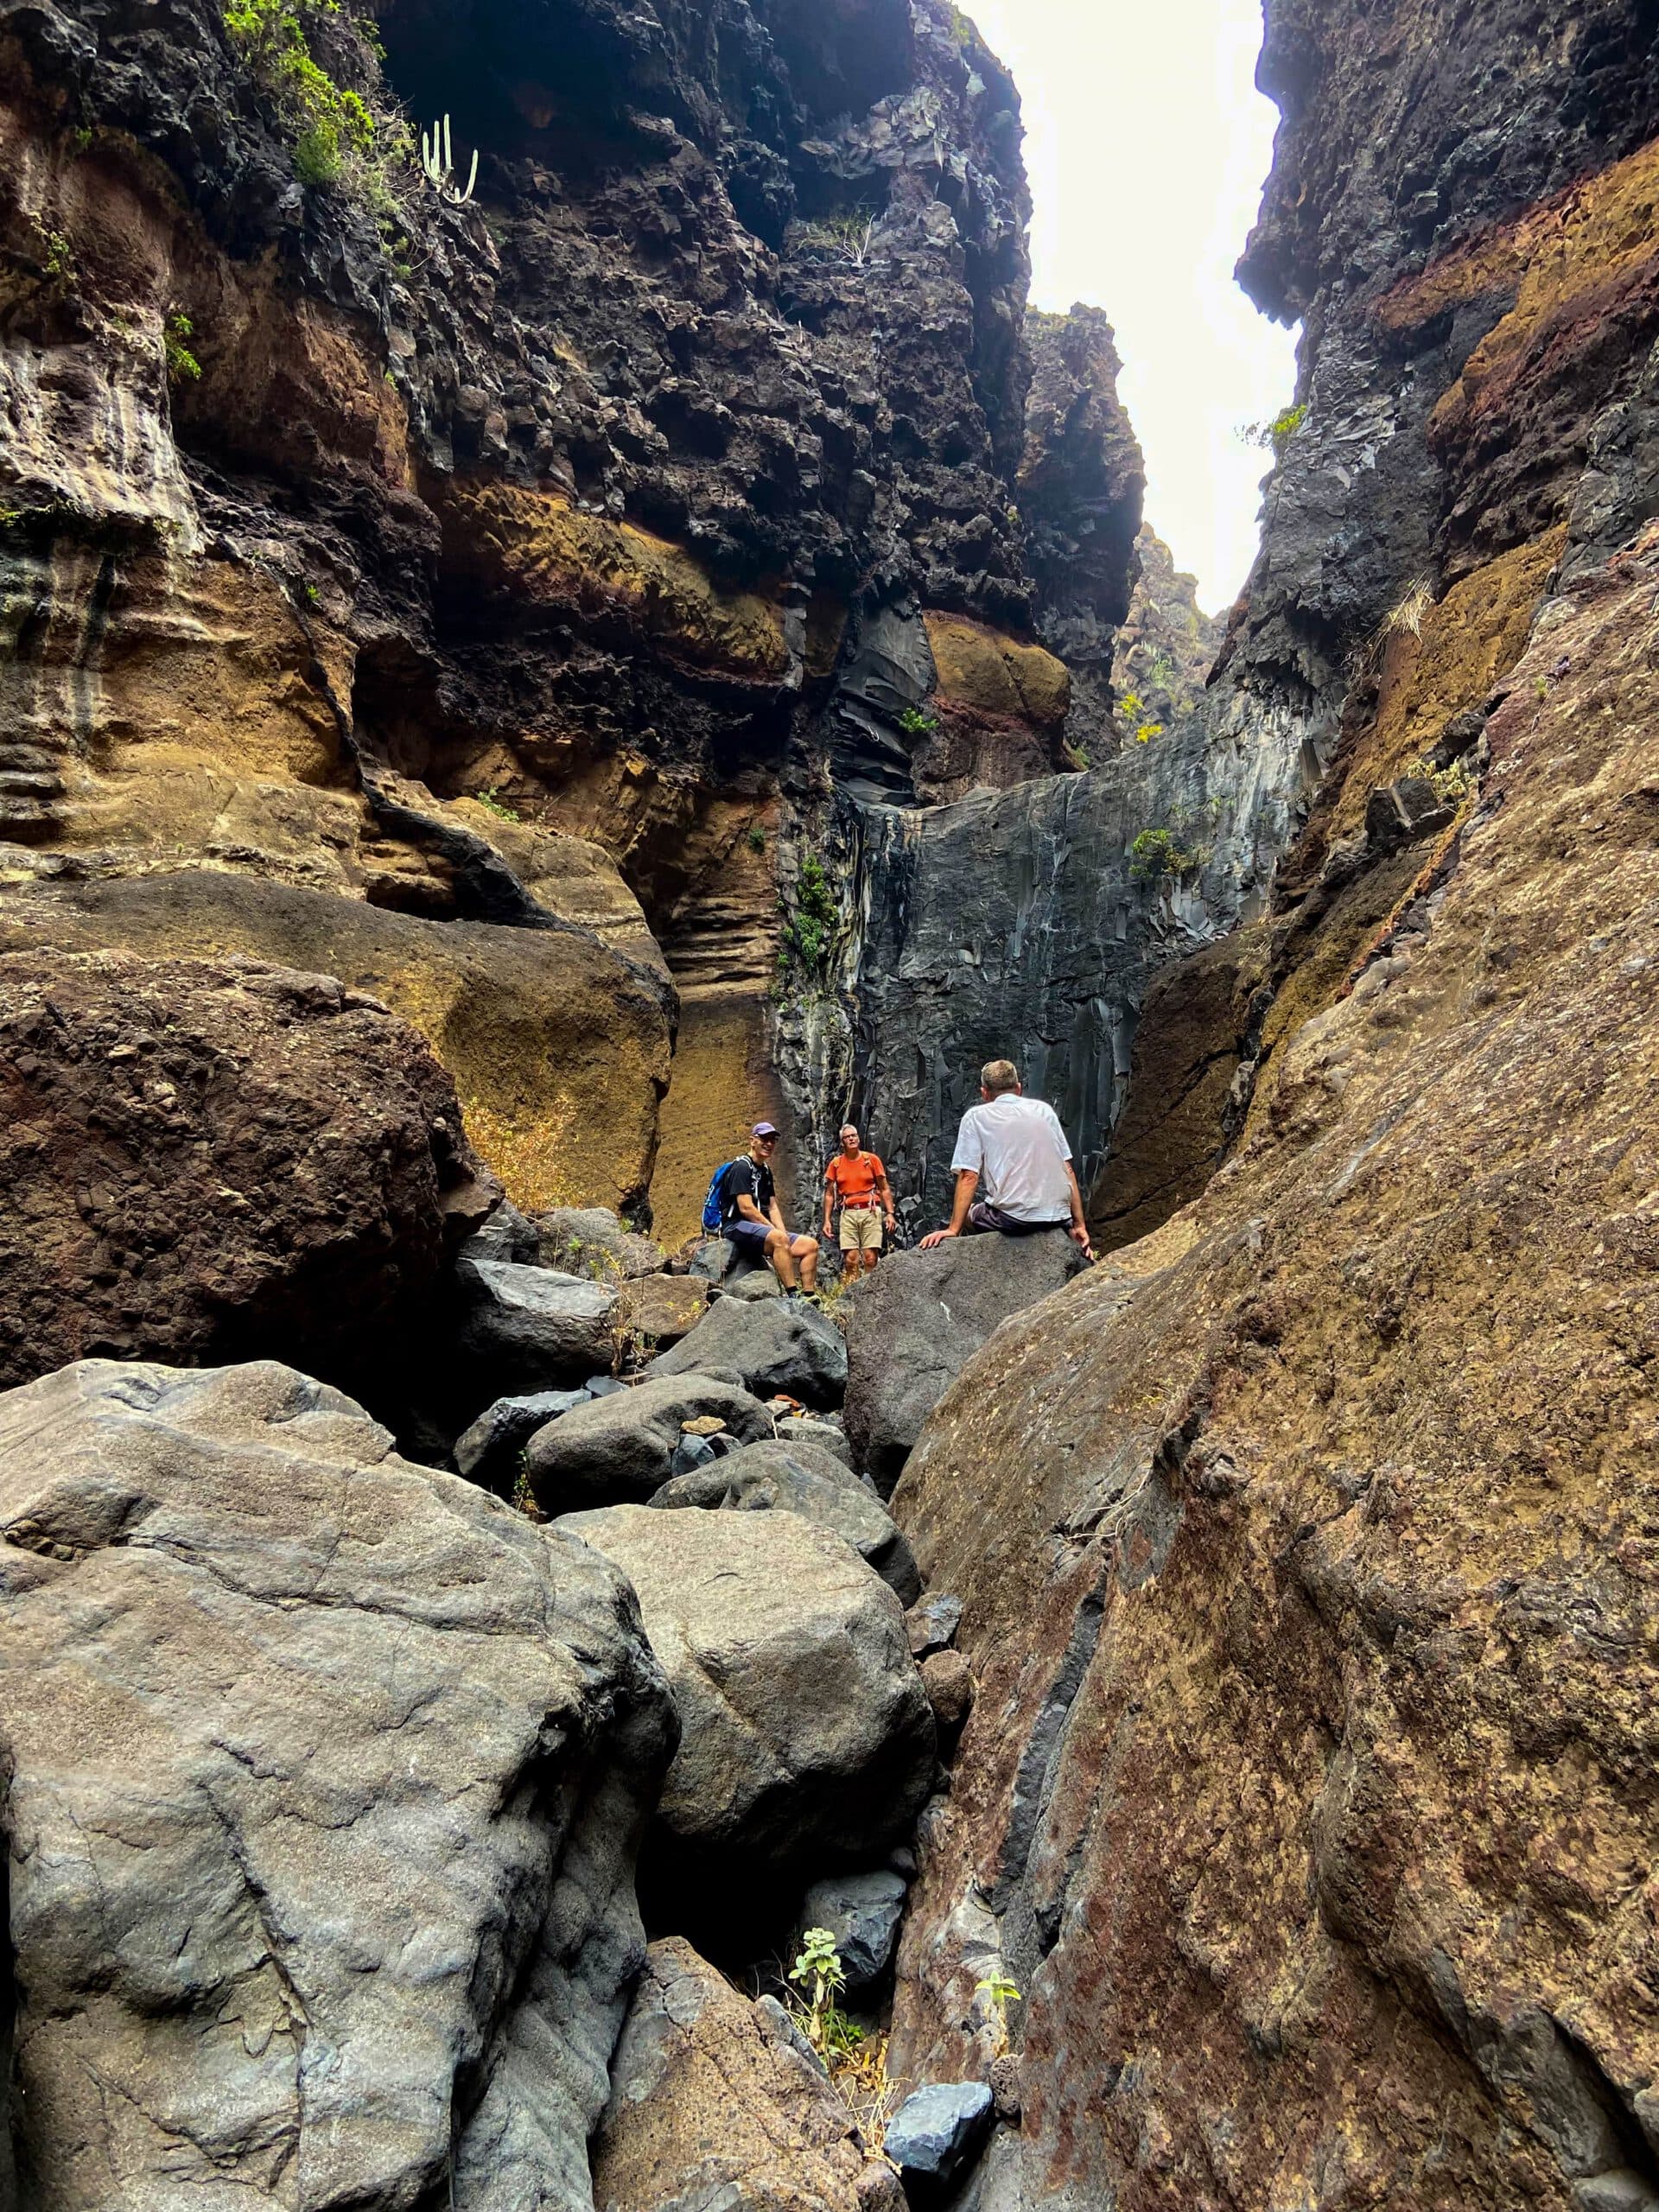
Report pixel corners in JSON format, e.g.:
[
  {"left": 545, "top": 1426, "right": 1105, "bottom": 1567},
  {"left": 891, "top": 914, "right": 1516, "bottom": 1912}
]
[
  {"left": 918, "top": 1226, "right": 957, "bottom": 1251},
  {"left": 1070, "top": 1222, "right": 1095, "bottom": 1261},
  {"left": 884, "top": 1213, "right": 896, "bottom": 1231}
]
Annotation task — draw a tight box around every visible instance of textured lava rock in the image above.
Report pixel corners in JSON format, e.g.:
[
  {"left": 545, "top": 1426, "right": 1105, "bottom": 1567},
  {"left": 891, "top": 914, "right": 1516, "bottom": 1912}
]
[
  {"left": 1110, "top": 524, "right": 1222, "bottom": 737},
  {"left": 797, "top": 1868, "right": 910, "bottom": 1995},
  {"left": 0, "top": 1357, "right": 674, "bottom": 2209},
  {"left": 0, "top": 947, "right": 494, "bottom": 1390},
  {"left": 592, "top": 1936, "right": 904, "bottom": 2212},
  {"left": 524, "top": 1372, "right": 774, "bottom": 1512},
  {"left": 452, "top": 1384, "right": 593, "bottom": 1491},
  {"left": 453, "top": 1256, "right": 620, "bottom": 1394},
  {"left": 882, "top": 2082, "right": 994, "bottom": 2190},
  {"left": 556, "top": 1503, "right": 936, "bottom": 1884},
  {"left": 887, "top": 531, "right": 1659, "bottom": 2210},
  {"left": 842, "top": 1232, "right": 1085, "bottom": 1492},
  {"left": 648, "top": 1294, "right": 849, "bottom": 1407},
  {"left": 650, "top": 1435, "right": 920, "bottom": 1601}
]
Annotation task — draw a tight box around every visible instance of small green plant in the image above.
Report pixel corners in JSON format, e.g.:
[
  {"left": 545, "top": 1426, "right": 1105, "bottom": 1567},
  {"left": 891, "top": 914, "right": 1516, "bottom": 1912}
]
[
  {"left": 41, "top": 230, "right": 73, "bottom": 281},
  {"left": 779, "top": 851, "right": 839, "bottom": 983},
  {"left": 163, "top": 313, "right": 201, "bottom": 382},
  {"left": 1243, "top": 402, "right": 1306, "bottom": 462},
  {"left": 799, "top": 210, "right": 878, "bottom": 264},
  {"left": 1407, "top": 753, "right": 1472, "bottom": 805},
  {"left": 1129, "top": 825, "right": 1205, "bottom": 883},
  {"left": 474, "top": 785, "right": 521, "bottom": 823},
  {"left": 747, "top": 822, "right": 766, "bottom": 854},
  {"left": 70, "top": 124, "right": 93, "bottom": 154},
  {"left": 1135, "top": 721, "right": 1163, "bottom": 745},
  {"left": 898, "top": 705, "right": 938, "bottom": 738},
  {"left": 948, "top": 3, "right": 976, "bottom": 47},
  {"left": 975, "top": 1974, "right": 1021, "bottom": 2056},
  {"left": 1535, "top": 677, "right": 1549, "bottom": 702},
  {"left": 789, "top": 1929, "right": 864, "bottom": 2063},
  {"left": 223, "top": 0, "right": 401, "bottom": 219},
  {"left": 302, "top": 580, "right": 319, "bottom": 605},
  {"left": 421, "top": 112, "right": 480, "bottom": 205},
  {"left": 1117, "top": 690, "right": 1142, "bottom": 719},
  {"left": 512, "top": 1454, "right": 535, "bottom": 1514}
]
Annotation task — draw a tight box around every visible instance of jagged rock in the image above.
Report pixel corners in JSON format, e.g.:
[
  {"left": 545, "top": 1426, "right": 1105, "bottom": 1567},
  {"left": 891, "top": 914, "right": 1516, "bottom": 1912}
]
[
  {"left": 650, "top": 1437, "right": 920, "bottom": 1602},
  {"left": 617, "top": 1273, "right": 715, "bottom": 1347},
  {"left": 555, "top": 1504, "right": 936, "bottom": 1882},
  {"left": 775, "top": 1415, "right": 856, "bottom": 1467},
  {"left": 0, "top": 1357, "right": 673, "bottom": 2209},
  {"left": 906, "top": 1593, "right": 964, "bottom": 1658},
  {"left": 797, "top": 1869, "right": 910, "bottom": 1994},
  {"left": 843, "top": 1233, "right": 1086, "bottom": 1492},
  {"left": 887, "top": 540, "right": 1659, "bottom": 2207},
  {"left": 1110, "top": 524, "right": 1222, "bottom": 738},
  {"left": 534, "top": 1206, "right": 668, "bottom": 1281},
  {"left": 462, "top": 1200, "right": 542, "bottom": 1265},
  {"left": 453, "top": 1386, "right": 593, "bottom": 1492},
  {"left": 725, "top": 1266, "right": 787, "bottom": 1301},
  {"left": 524, "top": 1374, "right": 773, "bottom": 1514},
  {"left": 592, "top": 1936, "right": 903, "bottom": 2212},
  {"left": 883, "top": 2082, "right": 994, "bottom": 2192},
  {"left": 0, "top": 948, "right": 494, "bottom": 1392},
  {"left": 454, "top": 1257, "right": 619, "bottom": 1395},
  {"left": 648, "top": 1295, "right": 849, "bottom": 1408}
]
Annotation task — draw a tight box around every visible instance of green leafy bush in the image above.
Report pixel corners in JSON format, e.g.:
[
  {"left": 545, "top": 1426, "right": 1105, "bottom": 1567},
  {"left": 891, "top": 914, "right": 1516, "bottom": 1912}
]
[
  {"left": 164, "top": 313, "right": 201, "bottom": 382},
  {"left": 1129, "top": 825, "right": 1205, "bottom": 883},
  {"left": 223, "top": 0, "right": 409, "bottom": 227},
  {"left": 898, "top": 705, "right": 938, "bottom": 738},
  {"left": 474, "top": 785, "right": 521, "bottom": 824},
  {"left": 777, "top": 852, "right": 839, "bottom": 993},
  {"left": 747, "top": 822, "right": 766, "bottom": 854}
]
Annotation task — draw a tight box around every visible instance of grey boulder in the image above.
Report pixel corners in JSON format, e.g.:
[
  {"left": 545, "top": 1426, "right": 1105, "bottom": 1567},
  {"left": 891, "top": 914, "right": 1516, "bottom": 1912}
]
[
  {"left": 461, "top": 1198, "right": 541, "bottom": 1265},
  {"left": 453, "top": 1386, "right": 591, "bottom": 1491},
  {"left": 648, "top": 1295, "right": 848, "bottom": 1408},
  {"left": 555, "top": 1504, "right": 936, "bottom": 1878},
  {"left": 651, "top": 1437, "right": 920, "bottom": 1602},
  {"left": 798, "top": 1868, "right": 909, "bottom": 1993},
  {"left": 776, "top": 1414, "right": 855, "bottom": 1468},
  {"left": 524, "top": 1373, "right": 772, "bottom": 1513},
  {"left": 592, "top": 1936, "right": 902, "bottom": 2212},
  {"left": 454, "top": 1256, "right": 618, "bottom": 1392},
  {"left": 843, "top": 1232, "right": 1084, "bottom": 1493},
  {"left": 0, "top": 1357, "right": 673, "bottom": 2212},
  {"left": 884, "top": 2082, "right": 995, "bottom": 2189},
  {"left": 533, "top": 1205, "right": 667, "bottom": 1281}
]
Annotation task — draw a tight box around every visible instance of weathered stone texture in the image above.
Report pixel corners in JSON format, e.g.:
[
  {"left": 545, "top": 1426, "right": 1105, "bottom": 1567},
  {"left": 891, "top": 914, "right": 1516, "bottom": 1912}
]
[
  {"left": 887, "top": 529, "right": 1659, "bottom": 2211},
  {"left": 0, "top": 1357, "right": 674, "bottom": 2209}
]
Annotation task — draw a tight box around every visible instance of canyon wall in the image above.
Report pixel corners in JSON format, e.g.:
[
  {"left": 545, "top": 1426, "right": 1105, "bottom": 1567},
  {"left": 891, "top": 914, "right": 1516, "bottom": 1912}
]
[{"left": 886, "top": 3, "right": 1659, "bottom": 2207}]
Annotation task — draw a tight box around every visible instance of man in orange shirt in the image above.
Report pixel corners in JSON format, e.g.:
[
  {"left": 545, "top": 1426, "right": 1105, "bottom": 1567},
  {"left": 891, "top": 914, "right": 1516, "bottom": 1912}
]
[{"left": 822, "top": 1123, "right": 896, "bottom": 1281}]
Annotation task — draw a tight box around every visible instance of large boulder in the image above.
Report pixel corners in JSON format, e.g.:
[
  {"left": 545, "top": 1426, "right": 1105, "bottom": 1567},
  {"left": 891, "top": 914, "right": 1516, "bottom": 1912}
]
[
  {"left": 592, "top": 1936, "right": 903, "bottom": 2212},
  {"left": 842, "top": 1232, "right": 1084, "bottom": 1493},
  {"left": 555, "top": 1505, "right": 936, "bottom": 1883},
  {"left": 0, "top": 1357, "right": 674, "bottom": 2209},
  {"left": 0, "top": 949, "right": 496, "bottom": 1391},
  {"left": 533, "top": 1205, "right": 668, "bottom": 1281},
  {"left": 648, "top": 1294, "right": 849, "bottom": 1407},
  {"left": 524, "top": 1373, "right": 774, "bottom": 1513},
  {"left": 651, "top": 1437, "right": 921, "bottom": 1602},
  {"left": 453, "top": 1385, "right": 594, "bottom": 1492},
  {"left": 453, "top": 1256, "right": 620, "bottom": 1394}
]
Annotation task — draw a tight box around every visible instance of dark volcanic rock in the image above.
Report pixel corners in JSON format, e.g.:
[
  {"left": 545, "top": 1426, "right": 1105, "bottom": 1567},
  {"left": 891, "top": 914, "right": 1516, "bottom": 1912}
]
[
  {"left": 882, "top": 2082, "right": 994, "bottom": 2191},
  {"left": 454, "top": 1258, "right": 620, "bottom": 1395},
  {"left": 0, "top": 1357, "right": 673, "bottom": 2209},
  {"left": 524, "top": 1372, "right": 773, "bottom": 1512},
  {"left": 0, "top": 948, "right": 494, "bottom": 1391},
  {"left": 797, "top": 1867, "right": 910, "bottom": 1994},
  {"left": 556, "top": 1503, "right": 937, "bottom": 1885},
  {"left": 842, "top": 1231, "right": 1085, "bottom": 1492},
  {"left": 647, "top": 1294, "right": 849, "bottom": 1407},
  {"left": 650, "top": 1435, "right": 920, "bottom": 1601},
  {"left": 452, "top": 1384, "right": 593, "bottom": 1491},
  {"left": 1111, "top": 524, "right": 1223, "bottom": 738}
]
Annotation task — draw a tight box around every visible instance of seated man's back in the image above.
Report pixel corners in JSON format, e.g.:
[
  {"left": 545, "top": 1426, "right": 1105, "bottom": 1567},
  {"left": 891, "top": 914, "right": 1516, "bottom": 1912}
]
[{"left": 952, "top": 1090, "right": 1073, "bottom": 1223}]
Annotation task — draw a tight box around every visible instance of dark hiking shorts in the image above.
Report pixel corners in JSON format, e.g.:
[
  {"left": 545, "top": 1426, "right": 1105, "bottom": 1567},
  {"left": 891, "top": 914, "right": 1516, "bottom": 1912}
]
[
  {"left": 966, "top": 1202, "right": 1069, "bottom": 1237},
  {"left": 728, "top": 1219, "right": 775, "bottom": 1259}
]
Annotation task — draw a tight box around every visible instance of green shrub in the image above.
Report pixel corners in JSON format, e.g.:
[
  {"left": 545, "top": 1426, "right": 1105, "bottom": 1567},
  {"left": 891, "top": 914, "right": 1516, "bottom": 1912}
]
[
  {"left": 1134, "top": 721, "right": 1163, "bottom": 745},
  {"left": 898, "top": 705, "right": 938, "bottom": 738},
  {"left": 1129, "top": 826, "right": 1205, "bottom": 883},
  {"left": 474, "top": 785, "right": 521, "bottom": 823},
  {"left": 1243, "top": 402, "right": 1306, "bottom": 462},
  {"left": 778, "top": 852, "right": 839, "bottom": 990},
  {"left": 164, "top": 314, "right": 201, "bottom": 382},
  {"left": 223, "top": 0, "right": 406, "bottom": 224},
  {"left": 747, "top": 822, "right": 766, "bottom": 854}
]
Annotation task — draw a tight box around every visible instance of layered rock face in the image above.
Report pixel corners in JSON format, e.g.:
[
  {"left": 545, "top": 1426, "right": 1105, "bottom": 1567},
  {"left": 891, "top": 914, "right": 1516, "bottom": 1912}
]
[{"left": 883, "top": 4, "right": 1659, "bottom": 2206}]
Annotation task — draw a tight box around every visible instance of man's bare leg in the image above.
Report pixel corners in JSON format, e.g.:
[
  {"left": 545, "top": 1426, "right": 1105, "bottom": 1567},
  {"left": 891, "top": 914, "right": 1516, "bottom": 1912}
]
[
  {"left": 766, "top": 1228, "right": 799, "bottom": 1289},
  {"left": 793, "top": 1236, "right": 819, "bottom": 1294}
]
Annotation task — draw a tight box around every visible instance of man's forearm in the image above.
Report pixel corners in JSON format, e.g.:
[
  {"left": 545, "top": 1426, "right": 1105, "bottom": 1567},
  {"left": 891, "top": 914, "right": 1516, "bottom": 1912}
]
[
  {"left": 948, "top": 1168, "right": 978, "bottom": 1231},
  {"left": 1065, "top": 1163, "right": 1086, "bottom": 1227}
]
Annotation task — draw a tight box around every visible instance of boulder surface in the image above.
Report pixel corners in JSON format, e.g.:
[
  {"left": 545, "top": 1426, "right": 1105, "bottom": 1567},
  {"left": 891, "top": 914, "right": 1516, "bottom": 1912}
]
[
  {"left": 525, "top": 1373, "right": 774, "bottom": 1513},
  {"left": 842, "top": 1232, "right": 1084, "bottom": 1491},
  {"left": 592, "top": 1936, "right": 903, "bottom": 2212},
  {"left": 0, "top": 949, "right": 495, "bottom": 1390},
  {"left": 556, "top": 1504, "right": 936, "bottom": 1881},
  {"left": 0, "top": 1357, "right": 673, "bottom": 2210},
  {"left": 453, "top": 1255, "right": 620, "bottom": 1394},
  {"left": 651, "top": 1437, "right": 920, "bottom": 1602},
  {"left": 649, "top": 1294, "right": 849, "bottom": 1408}
]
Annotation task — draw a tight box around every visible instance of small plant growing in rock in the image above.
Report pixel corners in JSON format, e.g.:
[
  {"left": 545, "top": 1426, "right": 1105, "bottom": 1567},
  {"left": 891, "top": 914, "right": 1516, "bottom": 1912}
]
[
  {"left": 1243, "top": 402, "right": 1306, "bottom": 462},
  {"left": 1117, "top": 690, "right": 1142, "bottom": 720},
  {"left": 164, "top": 314, "right": 202, "bottom": 382},
  {"left": 898, "top": 705, "right": 938, "bottom": 738},
  {"left": 512, "top": 1454, "right": 536, "bottom": 1515},
  {"left": 747, "top": 822, "right": 766, "bottom": 853},
  {"left": 1135, "top": 721, "right": 1163, "bottom": 744},
  {"left": 974, "top": 1974, "right": 1021, "bottom": 2057},
  {"left": 41, "top": 230, "right": 73, "bottom": 282},
  {"left": 799, "top": 211, "right": 879, "bottom": 265},
  {"left": 1129, "top": 825, "right": 1205, "bottom": 883},
  {"left": 789, "top": 1929, "right": 863, "bottom": 2062},
  {"left": 70, "top": 124, "right": 93, "bottom": 154},
  {"left": 474, "top": 785, "right": 521, "bottom": 823},
  {"left": 948, "top": 3, "right": 976, "bottom": 47},
  {"left": 1406, "top": 753, "right": 1472, "bottom": 805},
  {"left": 779, "top": 853, "right": 839, "bottom": 982},
  {"left": 421, "top": 112, "right": 480, "bottom": 206}
]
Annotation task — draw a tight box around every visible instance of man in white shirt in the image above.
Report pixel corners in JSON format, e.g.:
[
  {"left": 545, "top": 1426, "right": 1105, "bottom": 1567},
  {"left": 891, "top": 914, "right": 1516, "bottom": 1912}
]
[{"left": 919, "top": 1059, "right": 1093, "bottom": 1256}]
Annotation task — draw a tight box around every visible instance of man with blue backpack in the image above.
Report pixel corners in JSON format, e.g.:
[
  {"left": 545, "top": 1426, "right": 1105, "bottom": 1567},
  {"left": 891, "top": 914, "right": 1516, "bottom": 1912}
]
[{"left": 702, "top": 1122, "right": 821, "bottom": 1297}]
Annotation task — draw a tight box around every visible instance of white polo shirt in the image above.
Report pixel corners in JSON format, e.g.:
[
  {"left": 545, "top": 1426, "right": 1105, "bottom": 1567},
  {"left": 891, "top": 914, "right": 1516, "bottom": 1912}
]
[{"left": 950, "top": 1094, "right": 1073, "bottom": 1223}]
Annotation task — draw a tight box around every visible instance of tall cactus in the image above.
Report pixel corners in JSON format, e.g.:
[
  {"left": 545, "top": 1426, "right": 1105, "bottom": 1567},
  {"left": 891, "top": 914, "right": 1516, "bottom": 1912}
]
[{"left": 420, "top": 114, "right": 479, "bottom": 206}]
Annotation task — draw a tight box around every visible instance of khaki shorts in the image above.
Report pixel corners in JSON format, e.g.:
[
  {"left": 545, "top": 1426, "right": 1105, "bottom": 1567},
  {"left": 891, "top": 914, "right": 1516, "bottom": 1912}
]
[{"left": 837, "top": 1205, "right": 884, "bottom": 1253}]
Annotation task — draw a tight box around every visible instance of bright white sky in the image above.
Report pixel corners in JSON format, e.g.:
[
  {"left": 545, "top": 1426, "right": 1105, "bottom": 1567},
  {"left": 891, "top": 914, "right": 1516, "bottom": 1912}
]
[{"left": 963, "top": 0, "right": 1300, "bottom": 612}]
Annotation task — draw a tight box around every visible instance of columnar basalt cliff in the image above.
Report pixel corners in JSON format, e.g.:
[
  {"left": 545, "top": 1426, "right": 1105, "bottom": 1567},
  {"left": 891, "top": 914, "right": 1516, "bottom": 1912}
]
[{"left": 883, "top": 4, "right": 1659, "bottom": 2208}]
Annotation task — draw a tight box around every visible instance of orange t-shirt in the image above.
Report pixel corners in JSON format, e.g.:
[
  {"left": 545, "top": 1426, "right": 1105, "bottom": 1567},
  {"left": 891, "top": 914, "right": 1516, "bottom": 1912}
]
[{"left": 824, "top": 1151, "right": 887, "bottom": 1208}]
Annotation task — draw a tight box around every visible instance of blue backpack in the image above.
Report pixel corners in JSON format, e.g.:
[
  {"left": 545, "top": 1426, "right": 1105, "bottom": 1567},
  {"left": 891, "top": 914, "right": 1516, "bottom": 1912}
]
[{"left": 701, "top": 1160, "right": 735, "bottom": 1234}]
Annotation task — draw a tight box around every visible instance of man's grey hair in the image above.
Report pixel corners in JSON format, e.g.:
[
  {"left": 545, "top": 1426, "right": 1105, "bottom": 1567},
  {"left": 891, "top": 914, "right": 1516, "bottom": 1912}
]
[
  {"left": 980, "top": 1059, "right": 1020, "bottom": 1096},
  {"left": 839, "top": 1123, "right": 860, "bottom": 1138}
]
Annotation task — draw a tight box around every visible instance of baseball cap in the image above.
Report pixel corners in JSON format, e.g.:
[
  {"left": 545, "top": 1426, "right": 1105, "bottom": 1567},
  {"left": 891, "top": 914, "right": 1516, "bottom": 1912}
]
[{"left": 752, "top": 1121, "right": 779, "bottom": 1138}]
